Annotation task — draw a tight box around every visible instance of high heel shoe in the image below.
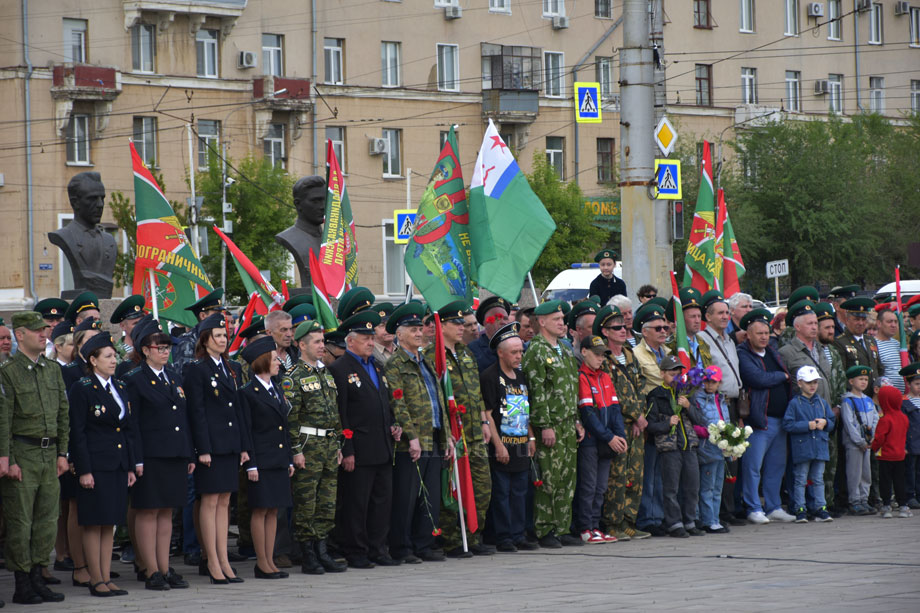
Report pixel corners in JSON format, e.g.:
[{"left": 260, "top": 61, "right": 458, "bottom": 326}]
[
  {"left": 89, "top": 581, "right": 114, "bottom": 597},
  {"left": 72, "top": 566, "right": 90, "bottom": 587},
  {"left": 254, "top": 565, "right": 281, "bottom": 579},
  {"left": 207, "top": 569, "right": 229, "bottom": 585},
  {"left": 226, "top": 573, "right": 244, "bottom": 584}
]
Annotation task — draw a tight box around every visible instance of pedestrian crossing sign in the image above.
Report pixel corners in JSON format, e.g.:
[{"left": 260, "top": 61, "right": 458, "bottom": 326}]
[
  {"left": 574, "top": 82, "right": 602, "bottom": 124},
  {"left": 654, "top": 159, "right": 682, "bottom": 199},
  {"left": 393, "top": 209, "right": 417, "bottom": 244}
]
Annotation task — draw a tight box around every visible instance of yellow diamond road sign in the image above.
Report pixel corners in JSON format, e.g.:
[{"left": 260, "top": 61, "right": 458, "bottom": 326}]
[{"left": 654, "top": 116, "right": 677, "bottom": 157}]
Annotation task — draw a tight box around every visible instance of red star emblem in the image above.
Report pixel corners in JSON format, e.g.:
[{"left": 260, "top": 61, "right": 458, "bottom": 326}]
[{"left": 489, "top": 135, "right": 508, "bottom": 152}]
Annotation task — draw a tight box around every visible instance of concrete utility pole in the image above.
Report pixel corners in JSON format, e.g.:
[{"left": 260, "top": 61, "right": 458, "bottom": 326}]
[{"left": 618, "top": 0, "right": 672, "bottom": 299}]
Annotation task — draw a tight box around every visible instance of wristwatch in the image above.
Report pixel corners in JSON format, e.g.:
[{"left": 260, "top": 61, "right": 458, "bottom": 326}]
[{"left": 481, "top": 420, "right": 490, "bottom": 426}]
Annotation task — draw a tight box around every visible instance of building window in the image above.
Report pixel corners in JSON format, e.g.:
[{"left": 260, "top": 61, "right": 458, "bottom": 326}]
[
  {"left": 595, "top": 0, "right": 612, "bottom": 19},
  {"left": 490, "top": 0, "right": 510, "bottom": 12},
  {"left": 741, "top": 67, "right": 757, "bottom": 104},
  {"left": 546, "top": 136, "right": 564, "bottom": 179},
  {"left": 693, "top": 0, "right": 711, "bottom": 28},
  {"left": 324, "top": 38, "right": 344, "bottom": 84},
  {"left": 543, "top": 0, "right": 565, "bottom": 17},
  {"left": 785, "top": 71, "right": 801, "bottom": 112},
  {"left": 869, "top": 76, "right": 884, "bottom": 113},
  {"left": 544, "top": 51, "right": 564, "bottom": 97},
  {"left": 910, "top": 7, "right": 920, "bottom": 47},
  {"left": 481, "top": 43, "right": 541, "bottom": 90},
  {"left": 740, "top": 0, "right": 755, "bottom": 32},
  {"left": 382, "top": 128, "right": 401, "bottom": 177},
  {"left": 437, "top": 43, "right": 459, "bottom": 91},
  {"left": 828, "top": 0, "right": 842, "bottom": 40},
  {"left": 695, "top": 64, "right": 712, "bottom": 106},
  {"left": 326, "top": 126, "right": 345, "bottom": 171},
  {"left": 382, "top": 220, "right": 407, "bottom": 295},
  {"left": 911, "top": 80, "right": 920, "bottom": 112},
  {"left": 262, "top": 34, "right": 283, "bottom": 76},
  {"left": 596, "top": 138, "right": 614, "bottom": 183},
  {"left": 63, "top": 18, "right": 87, "bottom": 63},
  {"left": 196, "top": 29, "right": 218, "bottom": 78},
  {"left": 66, "top": 114, "right": 90, "bottom": 164},
  {"left": 133, "top": 117, "right": 157, "bottom": 166},
  {"left": 596, "top": 57, "right": 613, "bottom": 98},
  {"left": 263, "top": 124, "right": 285, "bottom": 169},
  {"left": 869, "top": 3, "right": 883, "bottom": 44},
  {"left": 381, "top": 41, "right": 400, "bottom": 87},
  {"left": 828, "top": 74, "right": 843, "bottom": 113},
  {"left": 131, "top": 24, "right": 155, "bottom": 73},
  {"left": 197, "top": 119, "right": 220, "bottom": 169},
  {"left": 784, "top": 0, "right": 799, "bottom": 36}
]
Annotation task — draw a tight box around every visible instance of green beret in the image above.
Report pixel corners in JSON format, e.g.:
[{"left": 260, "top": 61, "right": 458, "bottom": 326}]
[
  {"left": 238, "top": 315, "right": 265, "bottom": 340},
  {"left": 489, "top": 322, "right": 521, "bottom": 352},
  {"left": 739, "top": 308, "right": 772, "bottom": 330},
  {"left": 337, "top": 287, "right": 375, "bottom": 321},
  {"left": 700, "top": 290, "right": 726, "bottom": 311},
  {"left": 34, "top": 298, "right": 69, "bottom": 319},
  {"left": 813, "top": 302, "right": 836, "bottom": 322},
  {"left": 289, "top": 303, "right": 318, "bottom": 326},
  {"left": 437, "top": 300, "right": 471, "bottom": 323},
  {"left": 898, "top": 362, "right": 920, "bottom": 380},
  {"left": 787, "top": 286, "right": 819, "bottom": 307},
  {"left": 534, "top": 300, "right": 568, "bottom": 317},
  {"left": 840, "top": 297, "right": 874, "bottom": 315},
  {"left": 592, "top": 305, "right": 623, "bottom": 336},
  {"left": 667, "top": 287, "right": 702, "bottom": 322},
  {"left": 294, "top": 320, "right": 323, "bottom": 341},
  {"left": 63, "top": 291, "right": 100, "bottom": 322},
  {"left": 785, "top": 300, "right": 816, "bottom": 327},
  {"left": 110, "top": 294, "right": 147, "bottom": 324},
  {"left": 385, "top": 302, "right": 426, "bottom": 335},
  {"left": 846, "top": 365, "right": 871, "bottom": 379},
  {"left": 582, "top": 335, "right": 611, "bottom": 355},
  {"left": 594, "top": 249, "right": 616, "bottom": 263},
  {"left": 827, "top": 285, "right": 860, "bottom": 300},
  {"left": 908, "top": 304, "right": 920, "bottom": 318},
  {"left": 282, "top": 294, "right": 313, "bottom": 313},
  {"left": 633, "top": 303, "right": 666, "bottom": 333},
  {"left": 476, "top": 296, "right": 512, "bottom": 324},
  {"left": 339, "top": 310, "right": 380, "bottom": 335},
  {"left": 11, "top": 311, "right": 49, "bottom": 331},
  {"left": 185, "top": 288, "right": 224, "bottom": 315},
  {"left": 567, "top": 300, "right": 598, "bottom": 328}
]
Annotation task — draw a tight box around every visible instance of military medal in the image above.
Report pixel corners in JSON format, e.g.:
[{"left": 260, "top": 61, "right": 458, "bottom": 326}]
[
  {"left": 94, "top": 406, "right": 101, "bottom": 417},
  {"left": 177, "top": 387, "right": 185, "bottom": 398}
]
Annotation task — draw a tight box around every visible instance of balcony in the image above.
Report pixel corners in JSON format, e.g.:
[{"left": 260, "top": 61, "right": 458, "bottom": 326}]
[
  {"left": 51, "top": 64, "right": 121, "bottom": 136},
  {"left": 481, "top": 89, "right": 539, "bottom": 124},
  {"left": 253, "top": 76, "right": 312, "bottom": 141},
  {"left": 123, "top": 0, "right": 247, "bottom": 35}
]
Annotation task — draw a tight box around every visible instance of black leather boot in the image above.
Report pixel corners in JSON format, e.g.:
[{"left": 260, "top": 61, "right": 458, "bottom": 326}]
[
  {"left": 13, "top": 570, "right": 42, "bottom": 605},
  {"left": 315, "top": 539, "right": 346, "bottom": 573},
  {"left": 29, "top": 566, "right": 65, "bottom": 602},
  {"left": 300, "top": 541, "right": 324, "bottom": 575}
]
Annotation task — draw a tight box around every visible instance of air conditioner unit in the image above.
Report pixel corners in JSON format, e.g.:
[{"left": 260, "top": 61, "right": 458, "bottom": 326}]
[
  {"left": 238, "top": 51, "right": 257, "bottom": 69},
  {"left": 552, "top": 16, "right": 570, "bottom": 29},
  {"left": 445, "top": 6, "right": 462, "bottom": 19},
  {"left": 368, "top": 137, "right": 388, "bottom": 155},
  {"left": 807, "top": 2, "right": 824, "bottom": 17},
  {"left": 895, "top": 1, "right": 911, "bottom": 15},
  {"left": 814, "top": 79, "right": 829, "bottom": 95},
  {"left": 856, "top": 0, "right": 871, "bottom": 12}
]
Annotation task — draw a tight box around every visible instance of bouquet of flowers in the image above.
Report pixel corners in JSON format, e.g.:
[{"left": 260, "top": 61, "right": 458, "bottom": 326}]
[{"left": 707, "top": 420, "right": 753, "bottom": 458}]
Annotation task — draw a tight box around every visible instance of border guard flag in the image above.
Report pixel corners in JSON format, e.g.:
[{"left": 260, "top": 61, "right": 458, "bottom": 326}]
[{"left": 683, "top": 141, "right": 717, "bottom": 293}]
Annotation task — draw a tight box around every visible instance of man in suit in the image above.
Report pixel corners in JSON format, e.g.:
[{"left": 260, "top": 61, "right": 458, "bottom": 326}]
[{"left": 328, "top": 311, "right": 401, "bottom": 569}]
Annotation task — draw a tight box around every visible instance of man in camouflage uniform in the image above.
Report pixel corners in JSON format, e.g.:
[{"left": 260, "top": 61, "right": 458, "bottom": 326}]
[
  {"left": 425, "top": 301, "right": 493, "bottom": 558},
  {"left": 521, "top": 300, "right": 583, "bottom": 548},
  {"left": 817, "top": 302, "right": 847, "bottom": 514},
  {"left": 283, "top": 321, "right": 347, "bottom": 575},
  {"left": 0, "top": 311, "right": 69, "bottom": 605},
  {"left": 593, "top": 306, "right": 650, "bottom": 540}
]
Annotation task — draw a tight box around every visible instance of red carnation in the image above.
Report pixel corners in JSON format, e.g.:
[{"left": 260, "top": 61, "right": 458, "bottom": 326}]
[
  {"left": 485, "top": 316, "right": 495, "bottom": 325},
  {"left": 393, "top": 389, "right": 404, "bottom": 400},
  {"left": 431, "top": 528, "right": 442, "bottom": 536},
  {"left": 626, "top": 481, "right": 634, "bottom": 489},
  {"left": 807, "top": 479, "right": 814, "bottom": 486},
  {"left": 726, "top": 476, "right": 738, "bottom": 483},
  {"left": 458, "top": 404, "right": 467, "bottom": 414},
  {"left": 343, "top": 429, "right": 354, "bottom": 440},
  {"left": 533, "top": 479, "right": 543, "bottom": 487}
]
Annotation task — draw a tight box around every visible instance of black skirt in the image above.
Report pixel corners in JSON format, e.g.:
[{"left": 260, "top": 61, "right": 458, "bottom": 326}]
[
  {"left": 132, "top": 457, "right": 188, "bottom": 509},
  {"left": 60, "top": 471, "right": 79, "bottom": 500},
  {"left": 195, "top": 453, "right": 239, "bottom": 495},
  {"left": 248, "top": 467, "right": 292, "bottom": 509},
  {"left": 77, "top": 470, "right": 128, "bottom": 526}
]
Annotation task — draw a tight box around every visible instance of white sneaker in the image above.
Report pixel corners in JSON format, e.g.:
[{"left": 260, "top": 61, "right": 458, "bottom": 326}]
[
  {"left": 747, "top": 511, "right": 770, "bottom": 524},
  {"left": 897, "top": 508, "right": 912, "bottom": 518},
  {"left": 767, "top": 508, "right": 796, "bottom": 523}
]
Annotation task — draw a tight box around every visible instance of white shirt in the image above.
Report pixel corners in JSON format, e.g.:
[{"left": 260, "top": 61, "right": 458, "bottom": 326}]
[{"left": 95, "top": 373, "right": 126, "bottom": 419}]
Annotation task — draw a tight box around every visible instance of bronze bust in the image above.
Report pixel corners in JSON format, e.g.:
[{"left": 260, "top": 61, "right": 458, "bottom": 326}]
[{"left": 275, "top": 175, "right": 326, "bottom": 288}]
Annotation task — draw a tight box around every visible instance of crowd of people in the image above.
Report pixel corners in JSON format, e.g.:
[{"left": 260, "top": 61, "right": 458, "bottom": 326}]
[{"left": 0, "top": 250, "right": 918, "bottom": 606}]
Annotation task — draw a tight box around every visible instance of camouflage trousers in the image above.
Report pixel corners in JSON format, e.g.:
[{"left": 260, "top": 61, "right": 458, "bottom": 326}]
[
  {"left": 534, "top": 430, "right": 577, "bottom": 539},
  {"left": 1, "top": 443, "right": 60, "bottom": 572},
  {"left": 604, "top": 430, "right": 645, "bottom": 529},
  {"left": 292, "top": 436, "right": 340, "bottom": 542},
  {"left": 439, "top": 443, "right": 491, "bottom": 549}
]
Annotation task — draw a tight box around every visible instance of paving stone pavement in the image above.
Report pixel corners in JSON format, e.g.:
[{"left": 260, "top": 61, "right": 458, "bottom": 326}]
[{"left": 7, "top": 513, "right": 919, "bottom": 612}]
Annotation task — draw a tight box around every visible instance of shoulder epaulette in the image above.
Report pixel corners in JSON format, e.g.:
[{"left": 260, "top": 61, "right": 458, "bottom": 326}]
[
  {"left": 241, "top": 380, "right": 254, "bottom": 390},
  {"left": 190, "top": 358, "right": 203, "bottom": 365},
  {"left": 66, "top": 360, "right": 80, "bottom": 368},
  {"left": 124, "top": 366, "right": 141, "bottom": 378},
  {"left": 79, "top": 377, "right": 94, "bottom": 386}
]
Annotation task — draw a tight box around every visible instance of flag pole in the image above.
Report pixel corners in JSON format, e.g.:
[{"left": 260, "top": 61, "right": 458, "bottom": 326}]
[
  {"left": 527, "top": 272, "right": 539, "bottom": 306},
  {"left": 453, "top": 449, "right": 468, "bottom": 552},
  {"left": 148, "top": 268, "right": 159, "bottom": 319}
]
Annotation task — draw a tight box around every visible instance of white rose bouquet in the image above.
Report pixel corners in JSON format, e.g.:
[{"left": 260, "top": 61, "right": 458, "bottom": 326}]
[{"left": 707, "top": 420, "right": 753, "bottom": 459}]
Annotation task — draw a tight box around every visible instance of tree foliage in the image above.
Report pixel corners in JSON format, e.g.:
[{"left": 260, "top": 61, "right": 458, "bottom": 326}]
[{"left": 526, "top": 153, "right": 606, "bottom": 286}]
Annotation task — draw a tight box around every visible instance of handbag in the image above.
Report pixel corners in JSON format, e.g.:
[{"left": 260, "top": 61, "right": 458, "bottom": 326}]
[{"left": 706, "top": 329, "right": 750, "bottom": 418}]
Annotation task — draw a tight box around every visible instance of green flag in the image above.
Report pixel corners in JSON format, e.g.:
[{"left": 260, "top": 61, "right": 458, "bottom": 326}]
[
  {"left": 404, "top": 127, "right": 474, "bottom": 311},
  {"left": 682, "top": 140, "right": 717, "bottom": 293}
]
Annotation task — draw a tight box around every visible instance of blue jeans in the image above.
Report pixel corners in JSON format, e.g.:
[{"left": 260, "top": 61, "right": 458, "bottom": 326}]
[
  {"left": 698, "top": 460, "right": 725, "bottom": 527},
  {"left": 183, "top": 473, "right": 200, "bottom": 554},
  {"left": 637, "top": 442, "right": 664, "bottom": 529},
  {"left": 742, "top": 419, "right": 787, "bottom": 514},
  {"left": 792, "top": 460, "right": 826, "bottom": 511},
  {"left": 489, "top": 468, "right": 529, "bottom": 544}
]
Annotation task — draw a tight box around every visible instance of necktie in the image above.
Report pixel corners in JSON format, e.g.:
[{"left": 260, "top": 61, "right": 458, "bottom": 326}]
[
  {"left": 105, "top": 382, "right": 112, "bottom": 395},
  {"left": 268, "top": 385, "right": 278, "bottom": 404},
  {"left": 159, "top": 372, "right": 169, "bottom": 386},
  {"left": 218, "top": 360, "right": 228, "bottom": 378}
]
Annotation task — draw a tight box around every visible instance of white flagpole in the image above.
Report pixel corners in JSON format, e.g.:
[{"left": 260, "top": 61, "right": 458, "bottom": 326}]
[
  {"left": 148, "top": 268, "right": 159, "bottom": 320},
  {"left": 527, "top": 272, "right": 540, "bottom": 305},
  {"left": 452, "top": 443, "right": 469, "bottom": 552}
]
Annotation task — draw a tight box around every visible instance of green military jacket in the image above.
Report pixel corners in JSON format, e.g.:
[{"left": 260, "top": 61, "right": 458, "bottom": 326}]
[
  {"left": 602, "top": 345, "right": 645, "bottom": 425},
  {"left": 833, "top": 330, "right": 881, "bottom": 390},
  {"left": 521, "top": 334, "right": 578, "bottom": 431},
  {"left": 282, "top": 360, "right": 341, "bottom": 454},
  {"left": 0, "top": 352, "right": 70, "bottom": 463},
  {"left": 385, "top": 348, "right": 448, "bottom": 452},
  {"left": 824, "top": 342, "right": 846, "bottom": 408},
  {"left": 424, "top": 342, "right": 486, "bottom": 451}
]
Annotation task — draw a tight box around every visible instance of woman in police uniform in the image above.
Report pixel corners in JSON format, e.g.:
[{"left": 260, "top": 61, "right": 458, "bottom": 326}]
[
  {"left": 123, "top": 318, "right": 193, "bottom": 590},
  {"left": 239, "top": 336, "right": 293, "bottom": 579},
  {"left": 68, "top": 332, "right": 136, "bottom": 597},
  {"left": 184, "top": 313, "right": 249, "bottom": 584}
]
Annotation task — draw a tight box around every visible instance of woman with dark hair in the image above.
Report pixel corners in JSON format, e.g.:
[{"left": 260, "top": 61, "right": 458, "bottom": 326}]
[
  {"left": 122, "top": 318, "right": 193, "bottom": 590},
  {"left": 184, "top": 313, "right": 249, "bottom": 584},
  {"left": 238, "top": 337, "right": 293, "bottom": 579},
  {"left": 68, "top": 333, "right": 136, "bottom": 597}
]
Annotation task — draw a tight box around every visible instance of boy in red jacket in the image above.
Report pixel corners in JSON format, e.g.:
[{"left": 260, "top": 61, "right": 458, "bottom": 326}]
[{"left": 872, "top": 386, "right": 912, "bottom": 519}]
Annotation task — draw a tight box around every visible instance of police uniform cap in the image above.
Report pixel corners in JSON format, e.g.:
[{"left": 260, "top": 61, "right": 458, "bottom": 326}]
[
  {"left": 340, "top": 310, "right": 381, "bottom": 336},
  {"left": 110, "top": 294, "right": 147, "bottom": 324},
  {"left": 840, "top": 297, "right": 875, "bottom": 316},
  {"left": 74, "top": 317, "right": 101, "bottom": 333},
  {"left": 129, "top": 314, "right": 156, "bottom": 346},
  {"left": 185, "top": 288, "right": 224, "bottom": 315},
  {"left": 827, "top": 285, "right": 860, "bottom": 300},
  {"left": 289, "top": 303, "right": 317, "bottom": 326},
  {"left": 813, "top": 302, "right": 836, "bottom": 322},
  {"left": 198, "top": 312, "right": 227, "bottom": 333},
  {"left": 476, "top": 296, "right": 512, "bottom": 324},
  {"left": 633, "top": 303, "right": 666, "bottom": 333},
  {"left": 386, "top": 302, "right": 427, "bottom": 335},
  {"left": 784, "top": 300, "right": 817, "bottom": 327},
  {"left": 846, "top": 364, "right": 871, "bottom": 379},
  {"left": 700, "top": 290, "right": 726, "bottom": 312},
  {"left": 898, "top": 362, "right": 920, "bottom": 380},
  {"left": 787, "top": 286, "right": 819, "bottom": 307},
  {"left": 64, "top": 291, "right": 100, "bottom": 322},
  {"left": 583, "top": 335, "right": 611, "bottom": 356},
  {"left": 282, "top": 294, "right": 313, "bottom": 313},
  {"left": 51, "top": 321, "right": 74, "bottom": 341},
  {"left": 739, "top": 308, "right": 772, "bottom": 330},
  {"left": 294, "top": 320, "right": 323, "bottom": 341},
  {"left": 11, "top": 311, "right": 50, "bottom": 331},
  {"left": 241, "top": 336, "right": 277, "bottom": 365},
  {"left": 666, "top": 287, "right": 703, "bottom": 322},
  {"left": 594, "top": 249, "right": 617, "bottom": 263},
  {"left": 79, "top": 331, "right": 114, "bottom": 361},
  {"left": 437, "top": 300, "right": 472, "bottom": 323},
  {"left": 592, "top": 305, "right": 623, "bottom": 336},
  {"left": 336, "top": 287, "right": 375, "bottom": 321},
  {"left": 238, "top": 315, "right": 266, "bottom": 340},
  {"left": 567, "top": 300, "right": 598, "bottom": 328},
  {"left": 488, "top": 322, "right": 521, "bottom": 352},
  {"left": 34, "top": 298, "right": 69, "bottom": 320},
  {"left": 534, "top": 300, "right": 569, "bottom": 317},
  {"left": 588, "top": 295, "right": 602, "bottom": 307}
]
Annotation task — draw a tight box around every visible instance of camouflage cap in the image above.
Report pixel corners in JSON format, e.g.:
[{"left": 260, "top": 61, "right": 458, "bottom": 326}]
[{"left": 11, "top": 311, "right": 49, "bottom": 331}]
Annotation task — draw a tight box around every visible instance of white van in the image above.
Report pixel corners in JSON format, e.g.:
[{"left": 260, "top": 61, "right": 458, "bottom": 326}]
[
  {"left": 541, "top": 262, "right": 623, "bottom": 304},
  {"left": 873, "top": 280, "right": 920, "bottom": 302}
]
